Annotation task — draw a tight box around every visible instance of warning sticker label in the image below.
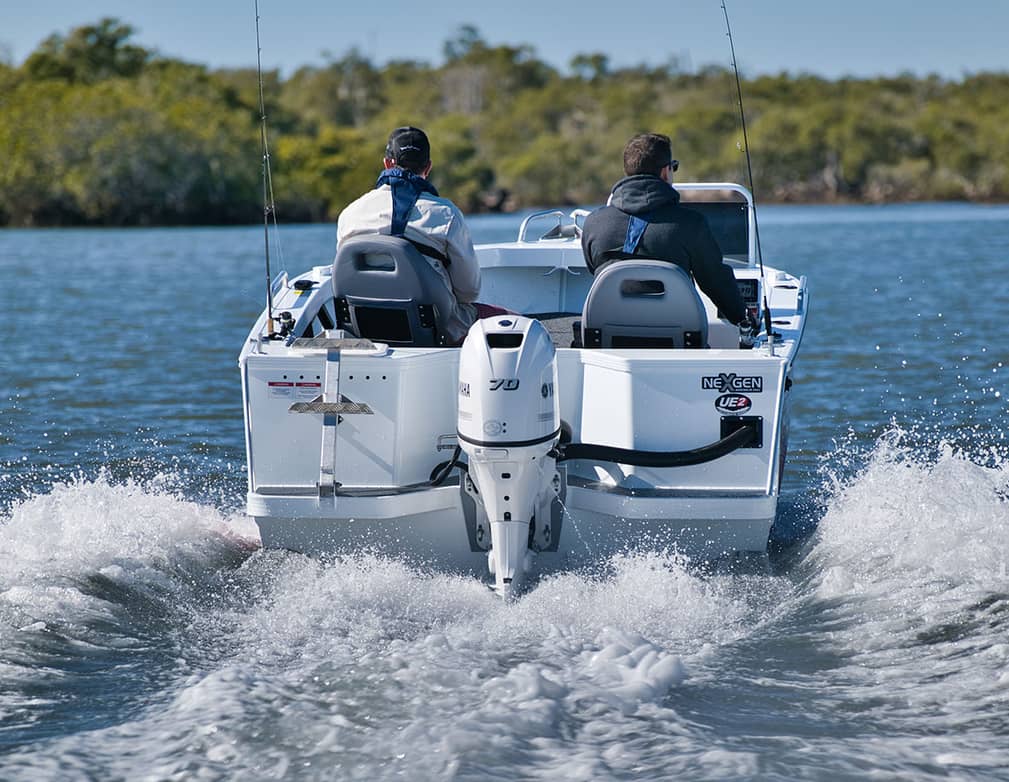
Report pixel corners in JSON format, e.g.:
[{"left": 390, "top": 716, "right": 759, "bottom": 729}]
[
  {"left": 268, "top": 381, "right": 294, "bottom": 398},
  {"left": 296, "top": 381, "right": 322, "bottom": 399}
]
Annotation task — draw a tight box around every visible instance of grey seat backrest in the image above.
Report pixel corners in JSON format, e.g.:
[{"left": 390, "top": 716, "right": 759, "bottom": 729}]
[
  {"left": 581, "top": 260, "right": 709, "bottom": 349},
  {"left": 333, "top": 235, "right": 457, "bottom": 346}
]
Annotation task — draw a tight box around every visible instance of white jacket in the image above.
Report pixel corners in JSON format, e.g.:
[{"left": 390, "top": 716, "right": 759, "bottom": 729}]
[{"left": 336, "top": 185, "right": 481, "bottom": 343}]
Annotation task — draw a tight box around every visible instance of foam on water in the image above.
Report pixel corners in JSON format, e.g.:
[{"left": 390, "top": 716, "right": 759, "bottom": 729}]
[
  {"left": 69, "top": 554, "right": 767, "bottom": 779},
  {"left": 4, "top": 435, "right": 1008, "bottom": 779},
  {"left": 0, "top": 474, "right": 256, "bottom": 570},
  {"left": 0, "top": 478, "right": 789, "bottom": 779},
  {"left": 0, "top": 475, "right": 257, "bottom": 637},
  {"left": 810, "top": 427, "right": 1008, "bottom": 604},
  {"left": 0, "top": 477, "right": 257, "bottom": 751},
  {"left": 792, "top": 429, "right": 1009, "bottom": 772}
]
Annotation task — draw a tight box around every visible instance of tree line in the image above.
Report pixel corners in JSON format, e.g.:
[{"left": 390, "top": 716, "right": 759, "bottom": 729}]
[{"left": 2, "top": 18, "right": 1008, "bottom": 227}]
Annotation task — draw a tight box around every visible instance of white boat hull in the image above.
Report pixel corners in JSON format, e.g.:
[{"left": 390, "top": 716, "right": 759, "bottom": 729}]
[{"left": 239, "top": 185, "right": 808, "bottom": 585}]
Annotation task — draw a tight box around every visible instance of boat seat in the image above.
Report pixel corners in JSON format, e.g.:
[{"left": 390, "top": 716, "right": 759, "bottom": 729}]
[
  {"left": 580, "top": 260, "right": 708, "bottom": 349},
  {"left": 332, "top": 235, "right": 457, "bottom": 347}
]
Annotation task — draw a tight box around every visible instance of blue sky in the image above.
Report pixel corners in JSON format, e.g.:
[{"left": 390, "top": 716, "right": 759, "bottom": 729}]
[{"left": 3, "top": 0, "right": 1008, "bottom": 79}]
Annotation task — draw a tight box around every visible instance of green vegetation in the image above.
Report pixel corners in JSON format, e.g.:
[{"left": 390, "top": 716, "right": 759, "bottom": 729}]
[{"left": 3, "top": 19, "right": 1008, "bottom": 226}]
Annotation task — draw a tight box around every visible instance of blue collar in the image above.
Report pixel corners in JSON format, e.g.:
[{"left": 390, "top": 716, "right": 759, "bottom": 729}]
[
  {"left": 376, "top": 167, "right": 440, "bottom": 236},
  {"left": 623, "top": 213, "right": 651, "bottom": 254}
]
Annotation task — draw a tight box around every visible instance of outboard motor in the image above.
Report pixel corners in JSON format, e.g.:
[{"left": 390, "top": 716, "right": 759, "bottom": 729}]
[{"left": 458, "top": 316, "right": 561, "bottom": 599}]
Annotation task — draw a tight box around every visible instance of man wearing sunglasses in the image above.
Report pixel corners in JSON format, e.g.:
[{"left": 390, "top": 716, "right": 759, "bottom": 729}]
[{"left": 581, "top": 132, "right": 747, "bottom": 327}]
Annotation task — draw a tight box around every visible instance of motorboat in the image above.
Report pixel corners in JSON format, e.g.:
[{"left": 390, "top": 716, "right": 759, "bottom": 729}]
[{"left": 239, "top": 183, "right": 808, "bottom": 597}]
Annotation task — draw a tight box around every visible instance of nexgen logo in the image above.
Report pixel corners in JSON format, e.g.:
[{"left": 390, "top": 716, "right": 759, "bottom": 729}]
[{"left": 702, "top": 374, "right": 763, "bottom": 393}]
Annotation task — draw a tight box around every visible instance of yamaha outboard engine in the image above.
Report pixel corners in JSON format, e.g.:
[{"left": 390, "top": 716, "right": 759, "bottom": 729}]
[{"left": 458, "top": 316, "right": 561, "bottom": 599}]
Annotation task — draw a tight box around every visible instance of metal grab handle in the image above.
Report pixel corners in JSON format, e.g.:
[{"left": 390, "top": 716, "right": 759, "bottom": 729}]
[
  {"left": 518, "top": 210, "right": 566, "bottom": 242},
  {"left": 518, "top": 208, "right": 591, "bottom": 242}
]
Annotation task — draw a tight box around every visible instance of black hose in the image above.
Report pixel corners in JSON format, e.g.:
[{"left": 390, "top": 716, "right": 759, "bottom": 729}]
[
  {"left": 555, "top": 424, "right": 755, "bottom": 467},
  {"left": 425, "top": 422, "right": 751, "bottom": 486},
  {"left": 429, "top": 445, "right": 466, "bottom": 485}
]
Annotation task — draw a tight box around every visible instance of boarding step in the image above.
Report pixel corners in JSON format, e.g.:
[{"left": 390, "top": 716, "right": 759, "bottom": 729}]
[{"left": 289, "top": 395, "right": 373, "bottom": 414}]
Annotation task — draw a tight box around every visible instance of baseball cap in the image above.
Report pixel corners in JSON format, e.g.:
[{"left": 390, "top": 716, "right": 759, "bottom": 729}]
[{"left": 385, "top": 126, "right": 431, "bottom": 167}]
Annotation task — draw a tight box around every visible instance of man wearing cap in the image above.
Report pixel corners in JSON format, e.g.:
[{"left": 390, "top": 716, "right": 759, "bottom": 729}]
[
  {"left": 581, "top": 132, "right": 747, "bottom": 326},
  {"left": 337, "top": 126, "right": 483, "bottom": 345}
]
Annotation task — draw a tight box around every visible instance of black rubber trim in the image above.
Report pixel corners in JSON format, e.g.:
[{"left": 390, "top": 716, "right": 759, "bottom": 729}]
[
  {"left": 556, "top": 423, "right": 756, "bottom": 467},
  {"left": 457, "top": 427, "right": 562, "bottom": 449}
]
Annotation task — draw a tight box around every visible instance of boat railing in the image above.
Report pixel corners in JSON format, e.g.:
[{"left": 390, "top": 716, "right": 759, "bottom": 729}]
[{"left": 518, "top": 209, "right": 590, "bottom": 243}]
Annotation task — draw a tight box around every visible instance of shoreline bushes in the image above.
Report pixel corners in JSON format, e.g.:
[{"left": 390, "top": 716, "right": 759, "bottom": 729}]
[{"left": 2, "top": 19, "right": 1008, "bottom": 227}]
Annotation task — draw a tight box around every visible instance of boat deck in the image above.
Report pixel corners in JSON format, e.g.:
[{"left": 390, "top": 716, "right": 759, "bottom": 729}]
[{"left": 530, "top": 313, "right": 580, "bottom": 349}]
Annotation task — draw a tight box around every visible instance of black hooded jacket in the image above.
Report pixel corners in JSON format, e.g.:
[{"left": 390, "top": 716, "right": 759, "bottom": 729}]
[{"left": 581, "top": 175, "right": 746, "bottom": 324}]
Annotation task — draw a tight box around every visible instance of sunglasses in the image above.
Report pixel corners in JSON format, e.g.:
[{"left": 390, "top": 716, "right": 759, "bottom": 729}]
[{"left": 666, "top": 160, "right": 679, "bottom": 172}]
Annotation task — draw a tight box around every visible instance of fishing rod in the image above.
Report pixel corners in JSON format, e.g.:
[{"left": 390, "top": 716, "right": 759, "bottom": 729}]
[
  {"left": 720, "top": 0, "right": 775, "bottom": 353},
  {"left": 255, "top": 0, "right": 277, "bottom": 338}
]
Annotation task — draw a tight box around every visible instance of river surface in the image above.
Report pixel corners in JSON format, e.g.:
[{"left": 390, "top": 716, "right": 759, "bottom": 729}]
[{"left": 2, "top": 203, "right": 1009, "bottom": 780}]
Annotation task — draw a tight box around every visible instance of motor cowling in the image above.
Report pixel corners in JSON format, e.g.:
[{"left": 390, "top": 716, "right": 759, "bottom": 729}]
[{"left": 457, "top": 316, "right": 560, "bottom": 598}]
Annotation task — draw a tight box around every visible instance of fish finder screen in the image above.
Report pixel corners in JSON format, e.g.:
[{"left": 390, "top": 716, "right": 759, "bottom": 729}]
[{"left": 736, "top": 278, "right": 759, "bottom": 306}]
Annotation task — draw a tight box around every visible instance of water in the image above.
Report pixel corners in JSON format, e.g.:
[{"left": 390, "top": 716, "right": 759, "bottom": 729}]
[{"left": 2, "top": 204, "right": 1009, "bottom": 780}]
